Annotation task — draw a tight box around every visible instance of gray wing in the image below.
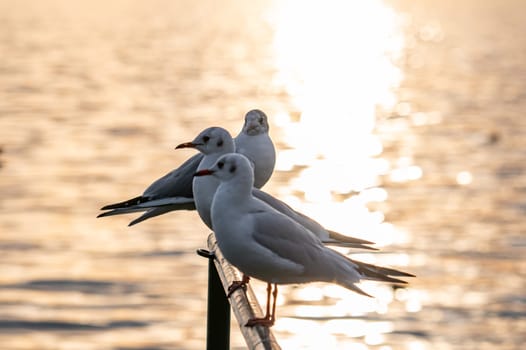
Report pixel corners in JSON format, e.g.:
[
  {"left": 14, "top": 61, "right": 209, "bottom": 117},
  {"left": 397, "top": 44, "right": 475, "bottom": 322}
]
[
  {"left": 143, "top": 153, "right": 202, "bottom": 198},
  {"left": 249, "top": 207, "right": 413, "bottom": 291},
  {"left": 99, "top": 153, "right": 201, "bottom": 211},
  {"left": 252, "top": 189, "right": 376, "bottom": 249},
  {"left": 250, "top": 210, "right": 326, "bottom": 267}
]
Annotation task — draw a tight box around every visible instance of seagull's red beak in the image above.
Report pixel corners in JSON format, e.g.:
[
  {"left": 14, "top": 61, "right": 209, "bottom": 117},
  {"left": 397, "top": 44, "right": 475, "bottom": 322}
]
[
  {"left": 194, "top": 169, "right": 214, "bottom": 177},
  {"left": 175, "top": 142, "right": 196, "bottom": 149}
]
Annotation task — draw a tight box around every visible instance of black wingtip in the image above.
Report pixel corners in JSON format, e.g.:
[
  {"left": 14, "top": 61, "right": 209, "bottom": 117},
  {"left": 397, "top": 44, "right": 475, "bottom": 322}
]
[
  {"left": 327, "top": 230, "right": 376, "bottom": 246},
  {"left": 323, "top": 241, "right": 379, "bottom": 251},
  {"left": 100, "top": 203, "right": 119, "bottom": 210},
  {"left": 97, "top": 211, "right": 113, "bottom": 218},
  {"left": 347, "top": 257, "right": 415, "bottom": 283},
  {"left": 366, "top": 246, "right": 380, "bottom": 251},
  {"left": 128, "top": 214, "right": 149, "bottom": 226},
  {"left": 100, "top": 195, "right": 148, "bottom": 210}
]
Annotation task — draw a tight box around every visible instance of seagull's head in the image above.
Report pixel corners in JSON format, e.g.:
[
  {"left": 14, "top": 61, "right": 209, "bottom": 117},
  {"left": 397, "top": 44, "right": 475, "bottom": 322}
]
[
  {"left": 176, "top": 127, "right": 234, "bottom": 155},
  {"left": 241, "top": 109, "right": 269, "bottom": 136},
  {"left": 194, "top": 153, "right": 254, "bottom": 185}
]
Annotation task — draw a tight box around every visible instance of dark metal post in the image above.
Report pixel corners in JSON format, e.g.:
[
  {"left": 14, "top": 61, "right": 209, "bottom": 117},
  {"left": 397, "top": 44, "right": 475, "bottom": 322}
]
[{"left": 198, "top": 248, "right": 230, "bottom": 350}]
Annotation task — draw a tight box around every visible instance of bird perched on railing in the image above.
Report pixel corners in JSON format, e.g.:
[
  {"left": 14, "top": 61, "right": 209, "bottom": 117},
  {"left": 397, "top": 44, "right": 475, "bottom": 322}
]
[{"left": 195, "top": 153, "right": 414, "bottom": 327}]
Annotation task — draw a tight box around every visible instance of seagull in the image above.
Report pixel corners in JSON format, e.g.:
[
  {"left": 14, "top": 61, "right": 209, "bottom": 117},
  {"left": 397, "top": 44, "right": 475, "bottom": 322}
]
[
  {"left": 176, "top": 126, "right": 376, "bottom": 250},
  {"left": 233, "top": 109, "right": 275, "bottom": 188},
  {"left": 97, "top": 109, "right": 276, "bottom": 225},
  {"left": 194, "top": 153, "right": 414, "bottom": 327},
  {"left": 175, "top": 126, "right": 237, "bottom": 229}
]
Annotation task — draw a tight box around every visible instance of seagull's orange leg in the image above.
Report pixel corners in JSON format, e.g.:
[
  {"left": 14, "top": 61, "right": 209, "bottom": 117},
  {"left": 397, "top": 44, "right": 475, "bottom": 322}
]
[{"left": 246, "top": 283, "right": 278, "bottom": 327}]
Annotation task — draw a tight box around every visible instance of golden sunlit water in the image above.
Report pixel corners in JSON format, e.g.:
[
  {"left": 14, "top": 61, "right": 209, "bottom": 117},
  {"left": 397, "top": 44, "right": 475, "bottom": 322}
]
[
  {"left": 270, "top": 0, "right": 406, "bottom": 252},
  {"left": 1, "top": 0, "right": 525, "bottom": 349}
]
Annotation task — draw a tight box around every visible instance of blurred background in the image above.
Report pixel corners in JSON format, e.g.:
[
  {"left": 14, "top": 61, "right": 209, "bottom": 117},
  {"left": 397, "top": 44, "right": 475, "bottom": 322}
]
[{"left": 1, "top": 0, "right": 525, "bottom": 349}]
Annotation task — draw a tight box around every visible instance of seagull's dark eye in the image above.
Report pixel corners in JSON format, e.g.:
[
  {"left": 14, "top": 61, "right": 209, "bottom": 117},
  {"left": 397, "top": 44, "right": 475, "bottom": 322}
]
[
  {"left": 217, "top": 161, "right": 224, "bottom": 169},
  {"left": 258, "top": 117, "right": 264, "bottom": 124},
  {"left": 217, "top": 139, "right": 223, "bottom": 147},
  {"left": 229, "top": 165, "right": 236, "bottom": 173},
  {"left": 203, "top": 136, "right": 210, "bottom": 143}
]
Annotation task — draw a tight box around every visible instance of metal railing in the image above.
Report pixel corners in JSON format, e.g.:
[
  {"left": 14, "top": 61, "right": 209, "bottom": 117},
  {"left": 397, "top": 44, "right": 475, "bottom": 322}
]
[{"left": 198, "top": 233, "right": 281, "bottom": 350}]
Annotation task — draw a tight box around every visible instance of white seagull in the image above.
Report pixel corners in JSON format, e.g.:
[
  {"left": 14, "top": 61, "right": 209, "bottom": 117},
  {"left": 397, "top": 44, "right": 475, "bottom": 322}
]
[
  {"left": 194, "top": 153, "right": 414, "bottom": 327},
  {"left": 97, "top": 109, "right": 276, "bottom": 225}
]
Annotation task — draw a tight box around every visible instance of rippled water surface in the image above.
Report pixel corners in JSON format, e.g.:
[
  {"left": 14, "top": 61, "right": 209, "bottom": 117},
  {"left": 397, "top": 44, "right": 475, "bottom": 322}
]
[{"left": 1, "top": 0, "right": 525, "bottom": 349}]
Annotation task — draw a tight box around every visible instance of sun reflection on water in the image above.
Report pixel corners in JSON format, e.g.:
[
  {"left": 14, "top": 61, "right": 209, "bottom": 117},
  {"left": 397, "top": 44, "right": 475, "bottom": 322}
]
[
  {"left": 268, "top": 0, "right": 413, "bottom": 347},
  {"left": 269, "top": 0, "right": 407, "bottom": 242}
]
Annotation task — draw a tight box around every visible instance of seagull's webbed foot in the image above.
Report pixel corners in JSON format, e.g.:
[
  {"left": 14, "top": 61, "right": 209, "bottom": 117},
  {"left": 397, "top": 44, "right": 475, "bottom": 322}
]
[
  {"left": 245, "top": 315, "right": 275, "bottom": 327},
  {"left": 227, "top": 274, "right": 250, "bottom": 297}
]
